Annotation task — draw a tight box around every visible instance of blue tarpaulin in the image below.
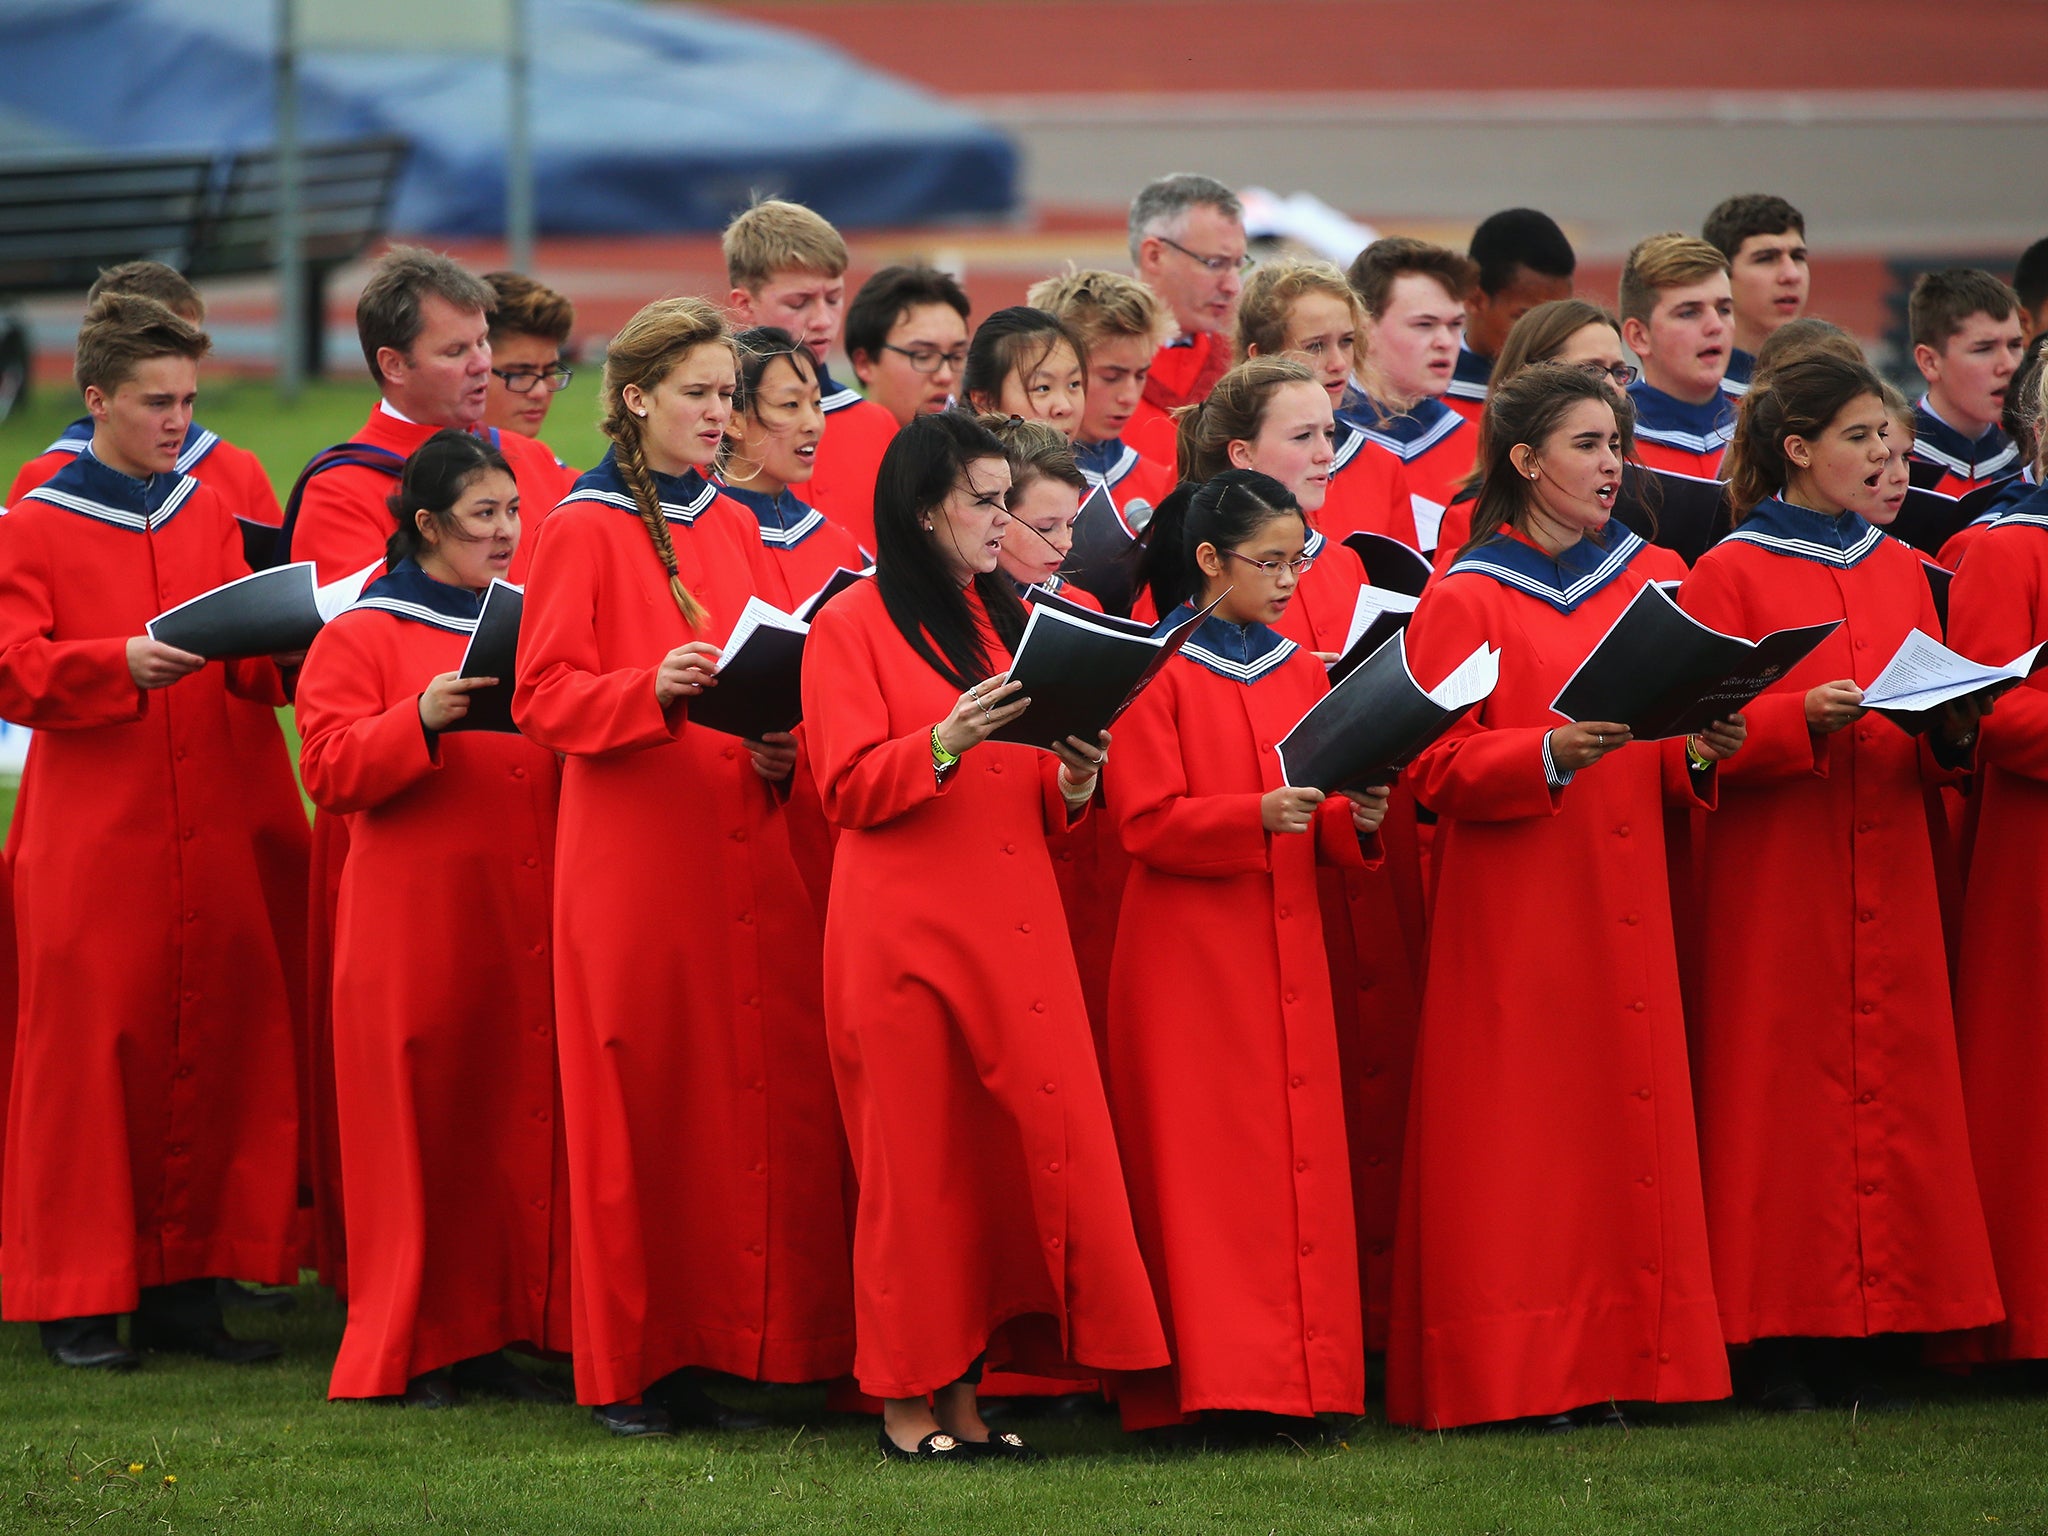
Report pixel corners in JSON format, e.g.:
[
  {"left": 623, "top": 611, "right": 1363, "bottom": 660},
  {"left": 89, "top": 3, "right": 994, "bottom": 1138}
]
[{"left": 0, "top": 0, "right": 1018, "bottom": 233}]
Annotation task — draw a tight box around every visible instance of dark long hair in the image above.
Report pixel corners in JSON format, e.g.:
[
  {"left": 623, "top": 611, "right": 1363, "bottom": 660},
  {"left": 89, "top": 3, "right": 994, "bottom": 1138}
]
[
  {"left": 1727, "top": 352, "right": 1886, "bottom": 522},
  {"left": 386, "top": 428, "right": 512, "bottom": 569},
  {"left": 1137, "top": 468, "right": 1303, "bottom": 617},
  {"left": 1460, "top": 363, "right": 1635, "bottom": 556},
  {"left": 961, "top": 306, "right": 1083, "bottom": 414},
  {"left": 874, "top": 412, "right": 1029, "bottom": 690}
]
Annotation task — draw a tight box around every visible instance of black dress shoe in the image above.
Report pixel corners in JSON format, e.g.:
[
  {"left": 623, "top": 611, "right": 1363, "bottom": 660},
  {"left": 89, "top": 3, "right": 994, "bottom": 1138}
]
[
  {"left": 130, "top": 1313, "right": 282, "bottom": 1364},
  {"left": 41, "top": 1317, "right": 139, "bottom": 1372},
  {"left": 1747, "top": 1374, "right": 1820, "bottom": 1414},
  {"left": 403, "top": 1369, "right": 461, "bottom": 1408},
  {"left": 964, "top": 1427, "right": 1042, "bottom": 1462},
  {"left": 593, "top": 1402, "right": 674, "bottom": 1438},
  {"left": 645, "top": 1372, "right": 771, "bottom": 1431},
  {"left": 217, "top": 1279, "right": 297, "bottom": 1313},
  {"left": 877, "top": 1424, "right": 972, "bottom": 1462},
  {"left": 450, "top": 1352, "right": 568, "bottom": 1403}
]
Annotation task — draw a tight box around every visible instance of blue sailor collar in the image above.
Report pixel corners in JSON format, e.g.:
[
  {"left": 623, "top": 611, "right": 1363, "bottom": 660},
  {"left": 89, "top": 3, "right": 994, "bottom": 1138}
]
[
  {"left": 717, "top": 480, "right": 830, "bottom": 549},
  {"left": 41, "top": 415, "right": 221, "bottom": 475},
  {"left": 1722, "top": 497, "right": 1884, "bottom": 567},
  {"left": 1446, "top": 523, "right": 1647, "bottom": 613},
  {"left": 1161, "top": 601, "right": 1299, "bottom": 685},
  {"left": 352, "top": 557, "right": 487, "bottom": 633},
  {"left": 1719, "top": 347, "right": 1756, "bottom": 399},
  {"left": 1990, "top": 482, "right": 2048, "bottom": 535},
  {"left": 1337, "top": 393, "right": 1465, "bottom": 463},
  {"left": 815, "top": 363, "right": 866, "bottom": 414},
  {"left": 1627, "top": 380, "right": 1735, "bottom": 451},
  {"left": 1445, "top": 346, "right": 1491, "bottom": 404},
  {"left": 1074, "top": 437, "right": 1143, "bottom": 486},
  {"left": 22, "top": 445, "right": 201, "bottom": 532},
  {"left": 1913, "top": 398, "right": 2018, "bottom": 481},
  {"left": 560, "top": 449, "right": 719, "bottom": 524}
]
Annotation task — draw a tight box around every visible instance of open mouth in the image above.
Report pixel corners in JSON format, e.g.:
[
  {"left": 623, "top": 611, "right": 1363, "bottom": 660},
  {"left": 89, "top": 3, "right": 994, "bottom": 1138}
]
[
  {"left": 1596, "top": 481, "right": 1618, "bottom": 506},
  {"left": 795, "top": 443, "right": 817, "bottom": 461},
  {"left": 1863, "top": 468, "right": 1884, "bottom": 490}
]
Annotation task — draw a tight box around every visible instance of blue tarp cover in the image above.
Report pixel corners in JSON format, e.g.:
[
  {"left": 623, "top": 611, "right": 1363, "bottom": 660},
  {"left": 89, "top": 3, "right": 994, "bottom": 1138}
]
[{"left": 0, "top": 0, "right": 1018, "bottom": 233}]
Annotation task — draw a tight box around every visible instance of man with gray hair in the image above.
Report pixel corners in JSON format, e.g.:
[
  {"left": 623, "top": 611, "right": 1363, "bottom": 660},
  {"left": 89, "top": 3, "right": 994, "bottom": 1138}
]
[
  {"left": 1124, "top": 173, "right": 1250, "bottom": 463},
  {"left": 280, "top": 244, "right": 573, "bottom": 585}
]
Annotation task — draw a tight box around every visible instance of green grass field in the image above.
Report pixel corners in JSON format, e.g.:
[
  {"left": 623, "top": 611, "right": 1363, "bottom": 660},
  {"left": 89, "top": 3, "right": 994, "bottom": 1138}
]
[{"left": 7, "top": 382, "right": 2048, "bottom": 1531}]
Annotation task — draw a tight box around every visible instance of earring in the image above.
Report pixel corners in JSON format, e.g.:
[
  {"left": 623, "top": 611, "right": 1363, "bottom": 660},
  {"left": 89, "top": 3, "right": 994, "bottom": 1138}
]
[{"left": 633, "top": 409, "right": 648, "bottom": 419}]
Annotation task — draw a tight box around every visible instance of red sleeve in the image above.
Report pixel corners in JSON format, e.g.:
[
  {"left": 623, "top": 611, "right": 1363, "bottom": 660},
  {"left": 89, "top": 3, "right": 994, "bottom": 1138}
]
[
  {"left": 7, "top": 451, "right": 64, "bottom": 506},
  {"left": 210, "top": 441, "right": 285, "bottom": 528},
  {"left": 511, "top": 513, "right": 687, "bottom": 757},
  {"left": 1404, "top": 578, "right": 1563, "bottom": 822},
  {"left": 1676, "top": 554, "right": 1828, "bottom": 783},
  {"left": 1950, "top": 532, "right": 2048, "bottom": 781},
  {"left": 799, "top": 596, "right": 960, "bottom": 830},
  {"left": 296, "top": 617, "right": 440, "bottom": 814},
  {"left": 293, "top": 468, "right": 398, "bottom": 586},
  {"left": 0, "top": 511, "right": 144, "bottom": 728},
  {"left": 1314, "top": 794, "right": 1380, "bottom": 869},
  {"left": 1104, "top": 669, "right": 1272, "bottom": 876}
]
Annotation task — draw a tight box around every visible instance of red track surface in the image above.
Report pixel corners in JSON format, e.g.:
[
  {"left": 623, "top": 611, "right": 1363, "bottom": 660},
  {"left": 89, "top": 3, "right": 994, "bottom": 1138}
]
[{"left": 703, "top": 0, "right": 2048, "bottom": 95}]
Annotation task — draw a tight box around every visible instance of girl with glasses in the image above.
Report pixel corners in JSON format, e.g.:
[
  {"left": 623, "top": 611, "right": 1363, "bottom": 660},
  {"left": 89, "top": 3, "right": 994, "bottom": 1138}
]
[{"left": 1109, "top": 469, "right": 1389, "bottom": 1440}]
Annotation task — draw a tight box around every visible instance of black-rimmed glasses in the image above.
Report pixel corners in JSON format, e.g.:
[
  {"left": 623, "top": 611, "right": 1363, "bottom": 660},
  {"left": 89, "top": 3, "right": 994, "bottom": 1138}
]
[
  {"left": 1157, "top": 234, "right": 1255, "bottom": 276},
  {"left": 881, "top": 343, "right": 968, "bottom": 375},
  {"left": 1576, "top": 361, "right": 1640, "bottom": 388},
  {"left": 492, "top": 366, "right": 573, "bottom": 394}
]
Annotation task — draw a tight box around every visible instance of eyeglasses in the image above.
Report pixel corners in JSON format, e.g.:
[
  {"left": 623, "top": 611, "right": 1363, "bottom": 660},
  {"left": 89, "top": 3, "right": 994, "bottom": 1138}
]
[
  {"left": 1222, "top": 549, "right": 1315, "bottom": 576},
  {"left": 492, "top": 366, "right": 573, "bottom": 394},
  {"left": 882, "top": 343, "right": 968, "bottom": 375},
  {"left": 1575, "top": 361, "right": 1640, "bottom": 388},
  {"left": 1157, "top": 235, "right": 1255, "bottom": 276}
]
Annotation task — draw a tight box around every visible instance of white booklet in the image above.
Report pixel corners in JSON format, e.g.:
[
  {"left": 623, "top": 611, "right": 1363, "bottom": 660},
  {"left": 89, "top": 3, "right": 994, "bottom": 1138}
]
[{"left": 1861, "top": 629, "right": 2048, "bottom": 714}]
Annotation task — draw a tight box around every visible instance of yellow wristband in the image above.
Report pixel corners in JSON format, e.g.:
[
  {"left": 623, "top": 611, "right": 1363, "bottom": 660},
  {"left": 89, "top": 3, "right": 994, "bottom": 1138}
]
[
  {"left": 1685, "top": 736, "right": 1714, "bottom": 772},
  {"left": 931, "top": 725, "right": 961, "bottom": 770}
]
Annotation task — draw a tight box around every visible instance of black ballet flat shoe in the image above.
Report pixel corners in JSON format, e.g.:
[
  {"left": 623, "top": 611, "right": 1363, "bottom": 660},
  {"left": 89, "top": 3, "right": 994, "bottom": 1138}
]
[
  {"left": 645, "top": 1372, "right": 772, "bottom": 1432},
  {"left": 130, "top": 1314, "right": 282, "bottom": 1364},
  {"left": 1746, "top": 1374, "right": 1820, "bottom": 1414},
  {"left": 41, "top": 1318, "right": 139, "bottom": 1372},
  {"left": 593, "top": 1402, "right": 675, "bottom": 1438},
  {"left": 877, "top": 1424, "right": 972, "bottom": 1462},
  {"left": 402, "top": 1369, "right": 461, "bottom": 1409},
  {"left": 1531, "top": 1412, "right": 1578, "bottom": 1435},
  {"left": 450, "top": 1351, "right": 568, "bottom": 1404},
  {"left": 217, "top": 1279, "right": 297, "bottom": 1313},
  {"left": 965, "top": 1427, "right": 1042, "bottom": 1462}
]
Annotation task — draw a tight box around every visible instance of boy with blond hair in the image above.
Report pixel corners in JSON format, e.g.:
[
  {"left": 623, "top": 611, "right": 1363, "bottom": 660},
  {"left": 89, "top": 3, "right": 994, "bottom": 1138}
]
[
  {"left": 723, "top": 197, "right": 895, "bottom": 549},
  {"left": 1027, "top": 268, "right": 1176, "bottom": 530},
  {"left": 1620, "top": 234, "right": 1737, "bottom": 478}
]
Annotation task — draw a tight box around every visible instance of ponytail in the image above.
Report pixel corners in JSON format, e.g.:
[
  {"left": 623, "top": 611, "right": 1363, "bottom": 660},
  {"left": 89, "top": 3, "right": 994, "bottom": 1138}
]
[{"left": 1726, "top": 352, "right": 1885, "bottom": 524}]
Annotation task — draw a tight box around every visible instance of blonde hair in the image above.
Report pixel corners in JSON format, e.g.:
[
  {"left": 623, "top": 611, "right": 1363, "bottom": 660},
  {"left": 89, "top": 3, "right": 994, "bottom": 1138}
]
[
  {"left": 1174, "top": 355, "right": 1318, "bottom": 484},
  {"left": 1027, "top": 267, "right": 1172, "bottom": 353},
  {"left": 601, "top": 297, "right": 738, "bottom": 628},
  {"left": 1618, "top": 233, "right": 1729, "bottom": 328},
  {"left": 722, "top": 197, "right": 849, "bottom": 292},
  {"left": 1234, "top": 256, "right": 1360, "bottom": 365}
]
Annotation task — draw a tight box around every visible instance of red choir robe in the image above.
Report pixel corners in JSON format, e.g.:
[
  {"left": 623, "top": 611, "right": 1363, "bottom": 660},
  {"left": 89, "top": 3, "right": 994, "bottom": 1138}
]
[
  {"left": 0, "top": 453, "right": 298, "bottom": 1318},
  {"left": 1387, "top": 524, "right": 1731, "bottom": 1429},
  {"left": 1270, "top": 527, "right": 1372, "bottom": 657},
  {"left": 716, "top": 481, "right": 869, "bottom": 920},
  {"left": 11, "top": 420, "right": 313, "bottom": 1260},
  {"left": 1104, "top": 611, "right": 1373, "bottom": 1427},
  {"left": 1935, "top": 493, "right": 2048, "bottom": 1360},
  {"left": 1320, "top": 425, "right": 1422, "bottom": 551},
  {"left": 1127, "top": 332, "right": 1230, "bottom": 468},
  {"left": 1911, "top": 400, "right": 2021, "bottom": 500},
  {"left": 803, "top": 372, "right": 898, "bottom": 554},
  {"left": 1676, "top": 498, "right": 2001, "bottom": 1343},
  {"left": 1626, "top": 382, "right": 1733, "bottom": 482},
  {"left": 514, "top": 452, "right": 853, "bottom": 1405},
  {"left": 296, "top": 561, "right": 571, "bottom": 1397},
  {"left": 1339, "top": 395, "right": 1478, "bottom": 554},
  {"left": 800, "top": 577, "right": 1168, "bottom": 1398},
  {"left": 1076, "top": 438, "right": 1179, "bottom": 537}
]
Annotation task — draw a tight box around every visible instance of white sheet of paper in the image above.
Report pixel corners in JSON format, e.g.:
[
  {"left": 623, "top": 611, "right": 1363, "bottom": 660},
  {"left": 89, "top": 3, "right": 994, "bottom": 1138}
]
[
  {"left": 715, "top": 596, "right": 809, "bottom": 672},
  {"left": 1341, "top": 585, "right": 1420, "bottom": 653},
  {"left": 1861, "top": 629, "right": 2045, "bottom": 711}
]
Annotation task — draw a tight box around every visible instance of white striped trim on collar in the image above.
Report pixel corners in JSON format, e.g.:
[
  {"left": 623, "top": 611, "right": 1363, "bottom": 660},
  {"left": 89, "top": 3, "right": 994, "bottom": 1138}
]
[
  {"left": 1634, "top": 420, "right": 1735, "bottom": 454},
  {"left": 1302, "top": 526, "right": 1326, "bottom": 557},
  {"left": 1444, "top": 377, "right": 1488, "bottom": 402},
  {"left": 1445, "top": 526, "right": 1644, "bottom": 606},
  {"left": 755, "top": 505, "right": 828, "bottom": 549},
  {"left": 1355, "top": 407, "right": 1462, "bottom": 464},
  {"left": 1719, "top": 375, "right": 1750, "bottom": 399},
  {"left": 1179, "top": 635, "right": 1299, "bottom": 684},
  {"left": 1994, "top": 512, "right": 2048, "bottom": 533},
  {"left": 1722, "top": 519, "right": 1884, "bottom": 568},
  {"left": 563, "top": 482, "right": 718, "bottom": 524},
  {"left": 347, "top": 596, "right": 481, "bottom": 634},
  {"left": 1331, "top": 424, "right": 1368, "bottom": 474},
  {"left": 1912, "top": 439, "right": 2019, "bottom": 481},
  {"left": 24, "top": 474, "right": 200, "bottom": 532},
  {"left": 820, "top": 385, "right": 866, "bottom": 413},
  {"left": 47, "top": 429, "right": 221, "bottom": 475},
  {"left": 1083, "top": 444, "right": 1141, "bottom": 489}
]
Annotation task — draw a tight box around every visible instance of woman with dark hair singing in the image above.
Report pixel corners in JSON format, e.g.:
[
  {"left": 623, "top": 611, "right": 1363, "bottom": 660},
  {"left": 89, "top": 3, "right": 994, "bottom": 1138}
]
[{"left": 800, "top": 411, "right": 1166, "bottom": 1462}]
